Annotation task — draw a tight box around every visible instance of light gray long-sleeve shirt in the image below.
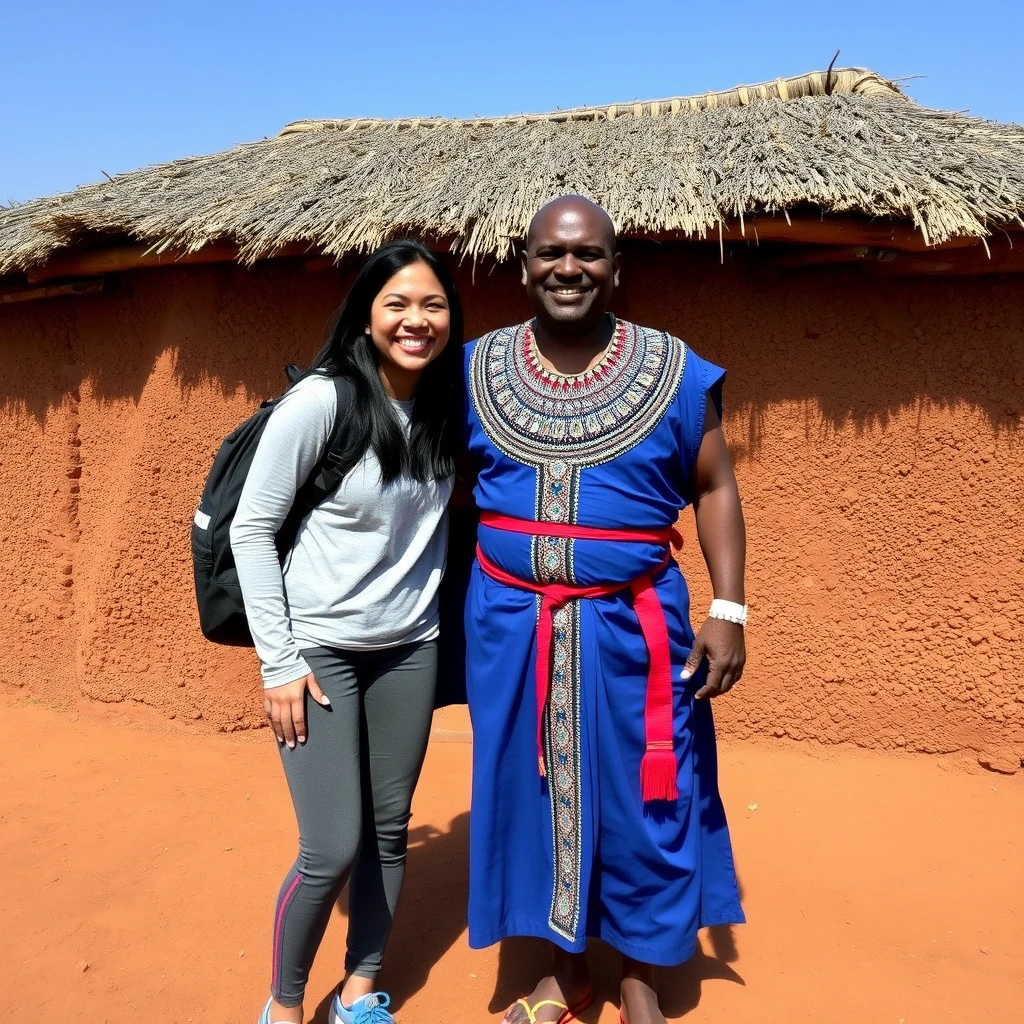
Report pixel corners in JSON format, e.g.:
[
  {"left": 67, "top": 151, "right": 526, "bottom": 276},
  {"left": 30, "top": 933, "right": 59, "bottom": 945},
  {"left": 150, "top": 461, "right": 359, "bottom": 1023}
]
[{"left": 229, "top": 374, "right": 452, "bottom": 688}]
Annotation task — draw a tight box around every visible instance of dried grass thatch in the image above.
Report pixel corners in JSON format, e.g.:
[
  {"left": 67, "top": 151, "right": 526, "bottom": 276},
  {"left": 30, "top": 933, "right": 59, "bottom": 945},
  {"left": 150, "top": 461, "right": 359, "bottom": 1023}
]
[{"left": 3, "top": 67, "right": 1024, "bottom": 275}]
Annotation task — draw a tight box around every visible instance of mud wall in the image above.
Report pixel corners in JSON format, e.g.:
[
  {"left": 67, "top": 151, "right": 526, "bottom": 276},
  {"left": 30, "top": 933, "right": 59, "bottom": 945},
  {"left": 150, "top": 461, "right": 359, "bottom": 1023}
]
[{"left": 1, "top": 246, "right": 1020, "bottom": 768}]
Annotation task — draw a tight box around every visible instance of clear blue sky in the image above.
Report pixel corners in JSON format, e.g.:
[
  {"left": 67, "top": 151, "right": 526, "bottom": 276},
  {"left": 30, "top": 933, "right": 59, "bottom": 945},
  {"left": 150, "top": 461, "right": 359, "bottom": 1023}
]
[{"left": 4, "top": 0, "right": 1020, "bottom": 205}]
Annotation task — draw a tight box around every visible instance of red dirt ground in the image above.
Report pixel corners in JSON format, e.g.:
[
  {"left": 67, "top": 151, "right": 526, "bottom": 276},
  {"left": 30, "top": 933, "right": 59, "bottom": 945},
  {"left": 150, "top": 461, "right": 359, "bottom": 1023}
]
[{"left": 2, "top": 694, "right": 1021, "bottom": 1024}]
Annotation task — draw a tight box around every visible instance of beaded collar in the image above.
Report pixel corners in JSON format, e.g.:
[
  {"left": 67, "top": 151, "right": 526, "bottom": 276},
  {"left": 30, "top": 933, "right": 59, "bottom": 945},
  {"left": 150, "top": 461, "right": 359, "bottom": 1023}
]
[
  {"left": 469, "top": 317, "right": 685, "bottom": 468},
  {"left": 523, "top": 318, "right": 627, "bottom": 390}
]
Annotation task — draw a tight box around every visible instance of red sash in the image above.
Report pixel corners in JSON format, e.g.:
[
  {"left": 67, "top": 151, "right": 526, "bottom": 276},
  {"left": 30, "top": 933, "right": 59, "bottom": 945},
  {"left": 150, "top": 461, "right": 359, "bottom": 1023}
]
[{"left": 476, "top": 510, "right": 683, "bottom": 803}]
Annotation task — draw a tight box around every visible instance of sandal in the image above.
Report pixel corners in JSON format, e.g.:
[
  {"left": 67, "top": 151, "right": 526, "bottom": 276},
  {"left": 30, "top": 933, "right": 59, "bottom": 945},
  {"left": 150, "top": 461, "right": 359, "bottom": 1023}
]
[{"left": 506, "top": 989, "right": 594, "bottom": 1024}]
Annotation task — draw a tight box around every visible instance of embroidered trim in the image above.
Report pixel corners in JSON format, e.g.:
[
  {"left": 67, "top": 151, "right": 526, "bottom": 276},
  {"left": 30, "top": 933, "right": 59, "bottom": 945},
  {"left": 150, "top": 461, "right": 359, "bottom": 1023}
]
[
  {"left": 533, "top": 535, "right": 574, "bottom": 584},
  {"left": 536, "top": 459, "right": 579, "bottom": 521},
  {"left": 546, "top": 600, "right": 582, "bottom": 940},
  {"left": 469, "top": 319, "right": 686, "bottom": 469}
]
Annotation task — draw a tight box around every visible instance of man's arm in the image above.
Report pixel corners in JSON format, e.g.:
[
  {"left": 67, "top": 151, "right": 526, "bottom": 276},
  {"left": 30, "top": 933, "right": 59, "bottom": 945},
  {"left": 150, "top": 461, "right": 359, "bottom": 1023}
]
[{"left": 681, "top": 399, "right": 747, "bottom": 699}]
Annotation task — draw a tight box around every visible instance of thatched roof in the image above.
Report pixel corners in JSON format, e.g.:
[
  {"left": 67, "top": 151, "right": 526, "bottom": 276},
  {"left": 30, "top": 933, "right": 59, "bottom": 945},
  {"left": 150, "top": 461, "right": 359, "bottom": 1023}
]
[{"left": 3, "top": 67, "right": 1024, "bottom": 276}]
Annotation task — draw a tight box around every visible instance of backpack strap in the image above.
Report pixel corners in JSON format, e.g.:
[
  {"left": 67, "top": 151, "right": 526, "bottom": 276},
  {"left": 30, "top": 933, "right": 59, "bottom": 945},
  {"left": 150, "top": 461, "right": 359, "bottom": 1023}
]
[
  {"left": 275, "top": 375, "right": 357, "bottom": 553},
  {"left": 313, "top": 375, "right": 357, "bottom": 493}
]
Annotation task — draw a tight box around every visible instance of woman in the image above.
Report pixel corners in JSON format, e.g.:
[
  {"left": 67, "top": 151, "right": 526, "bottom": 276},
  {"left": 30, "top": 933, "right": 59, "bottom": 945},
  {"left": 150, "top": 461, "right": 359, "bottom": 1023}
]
[{"left": 230, "top": 240, "right": 463, "bottom": 1024}]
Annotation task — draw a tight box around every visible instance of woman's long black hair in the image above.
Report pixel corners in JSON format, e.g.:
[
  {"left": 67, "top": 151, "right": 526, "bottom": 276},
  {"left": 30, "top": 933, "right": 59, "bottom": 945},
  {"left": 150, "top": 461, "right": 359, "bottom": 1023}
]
[{"left": 308, "top": 240, "right": 464, "bottom": 484}]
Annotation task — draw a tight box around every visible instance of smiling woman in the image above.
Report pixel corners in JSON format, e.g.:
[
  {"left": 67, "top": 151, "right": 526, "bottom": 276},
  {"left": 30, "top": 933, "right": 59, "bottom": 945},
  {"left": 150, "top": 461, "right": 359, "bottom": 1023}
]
[
  {"left": 311, "top": 243, "right": 463, "bottom": 486},
  {"left": 367, "top": 261, "right": 452, "bottom": 400},
  {"left": 226, "top": 239, "right": 464, "bottom": 1024}
]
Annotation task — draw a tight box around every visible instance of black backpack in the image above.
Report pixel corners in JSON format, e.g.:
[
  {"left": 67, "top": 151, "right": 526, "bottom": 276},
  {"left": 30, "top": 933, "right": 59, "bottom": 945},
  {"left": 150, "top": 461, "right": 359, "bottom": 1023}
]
[{"left": 191, "top": 367, "right": 359, "bottom": 646}]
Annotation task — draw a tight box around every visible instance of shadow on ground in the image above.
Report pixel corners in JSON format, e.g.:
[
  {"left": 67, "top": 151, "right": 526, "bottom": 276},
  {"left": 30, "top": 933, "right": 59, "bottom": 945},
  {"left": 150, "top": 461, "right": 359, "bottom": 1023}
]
[{"left": 308, "top": 812, "right": 470, "bottom": 1023}]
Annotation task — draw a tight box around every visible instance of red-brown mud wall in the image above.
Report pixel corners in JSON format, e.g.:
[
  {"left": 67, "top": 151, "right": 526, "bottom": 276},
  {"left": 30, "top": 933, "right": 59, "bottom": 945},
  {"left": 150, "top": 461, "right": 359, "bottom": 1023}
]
[{"left": 1, "top": 248, "right": 1020, "bottom": 767}]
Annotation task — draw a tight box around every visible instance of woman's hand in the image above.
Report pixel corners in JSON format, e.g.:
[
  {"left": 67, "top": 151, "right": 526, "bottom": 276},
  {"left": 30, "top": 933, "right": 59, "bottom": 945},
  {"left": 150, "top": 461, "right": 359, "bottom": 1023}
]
[
  {"left": 263, "top": 673, "right": 331, "bottom": 748},
  {"left": 681, "top": 619, "right": 746, "bottom": 699}
]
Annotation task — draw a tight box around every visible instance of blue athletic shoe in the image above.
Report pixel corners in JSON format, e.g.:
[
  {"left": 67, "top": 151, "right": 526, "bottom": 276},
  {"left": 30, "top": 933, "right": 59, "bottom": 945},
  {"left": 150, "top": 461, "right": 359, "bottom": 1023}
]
[{"left": 329, "top": 991, "right": 395, "bottom": 1024}]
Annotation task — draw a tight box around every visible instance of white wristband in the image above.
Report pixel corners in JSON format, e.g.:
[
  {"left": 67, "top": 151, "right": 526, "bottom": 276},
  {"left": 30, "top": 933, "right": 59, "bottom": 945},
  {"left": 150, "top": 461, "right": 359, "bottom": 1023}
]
[{"left": 708, "top": 599, "right": 748, "bottom": 626}]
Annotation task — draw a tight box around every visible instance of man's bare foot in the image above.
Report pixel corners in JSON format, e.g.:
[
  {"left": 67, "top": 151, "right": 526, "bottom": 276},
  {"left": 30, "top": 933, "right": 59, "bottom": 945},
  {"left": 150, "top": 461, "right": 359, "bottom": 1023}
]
[
  {"left": 620, "top": 964, "right": 665, "bottom": 1024},
  {"left": 502, "top": 952, "right": 592, "bottom": 1024}
]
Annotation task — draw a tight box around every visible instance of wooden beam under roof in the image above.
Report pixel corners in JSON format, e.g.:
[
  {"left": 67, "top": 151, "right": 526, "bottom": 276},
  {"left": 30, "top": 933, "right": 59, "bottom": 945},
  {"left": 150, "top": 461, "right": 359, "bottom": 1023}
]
[
  {"left": 16, "top": 215, "right": 1023, "bottom": 285},
  {"left": 24, "top": 240, "right": 318, "bottom": 284},
  {"left": 645, "top": 214, "right": 985, "bottom": 252},
  {"left": 0, "top": 278, "right": 105, "bottom": 304},
  {"left": 771, "top": 234, "right": 1024, "bottom": 276}
]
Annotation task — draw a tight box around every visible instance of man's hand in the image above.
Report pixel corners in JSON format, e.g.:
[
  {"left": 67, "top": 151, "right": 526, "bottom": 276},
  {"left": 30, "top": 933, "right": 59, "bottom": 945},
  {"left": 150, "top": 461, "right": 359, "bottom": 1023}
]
[
  {"left": 681, "top": 618, "right": 746, "bottom": 699},
  {"left": 263, "top": 673, "right": 331, "bottom": 748}
]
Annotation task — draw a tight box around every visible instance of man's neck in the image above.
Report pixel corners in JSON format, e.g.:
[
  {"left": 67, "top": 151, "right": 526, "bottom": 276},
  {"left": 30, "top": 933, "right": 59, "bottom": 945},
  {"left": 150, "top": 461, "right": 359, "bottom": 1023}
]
[{"left": 532, "top": 315, "right": 615, "bottom": 376}]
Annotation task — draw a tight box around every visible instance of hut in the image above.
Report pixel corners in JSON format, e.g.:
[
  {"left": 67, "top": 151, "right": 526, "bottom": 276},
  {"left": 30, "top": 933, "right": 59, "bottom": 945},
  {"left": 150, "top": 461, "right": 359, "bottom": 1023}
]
[{"left": 1, "top": 68, "right": 1021, "bottom": 771}]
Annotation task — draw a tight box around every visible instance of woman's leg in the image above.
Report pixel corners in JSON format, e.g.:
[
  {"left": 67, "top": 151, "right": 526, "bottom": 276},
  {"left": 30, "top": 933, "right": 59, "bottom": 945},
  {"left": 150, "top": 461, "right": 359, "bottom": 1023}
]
[
  {"left": 268, "top": 647, "right": 363, "bottom": 1021},
  {"left": 340, "top": 639, "right": 437, "bottom": 1001}
]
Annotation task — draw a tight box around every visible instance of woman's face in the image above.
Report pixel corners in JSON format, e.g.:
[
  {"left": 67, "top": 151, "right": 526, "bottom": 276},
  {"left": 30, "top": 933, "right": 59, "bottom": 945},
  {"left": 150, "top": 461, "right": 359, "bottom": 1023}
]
[{"left": 367, "top": 260, "right": 451, "bottom": 399}]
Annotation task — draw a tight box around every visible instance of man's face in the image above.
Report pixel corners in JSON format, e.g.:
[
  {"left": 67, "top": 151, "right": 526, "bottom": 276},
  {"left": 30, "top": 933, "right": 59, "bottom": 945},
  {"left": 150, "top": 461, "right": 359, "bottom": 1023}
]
[{"left": 521, "top": 202, "right": 620, "bottom": 337}]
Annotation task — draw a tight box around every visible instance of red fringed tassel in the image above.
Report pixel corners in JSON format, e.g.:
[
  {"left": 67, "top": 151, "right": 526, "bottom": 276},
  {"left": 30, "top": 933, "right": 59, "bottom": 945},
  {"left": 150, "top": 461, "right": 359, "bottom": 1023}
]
[{"left": 640, "top": 747, "right": 678, "bottom": 803}]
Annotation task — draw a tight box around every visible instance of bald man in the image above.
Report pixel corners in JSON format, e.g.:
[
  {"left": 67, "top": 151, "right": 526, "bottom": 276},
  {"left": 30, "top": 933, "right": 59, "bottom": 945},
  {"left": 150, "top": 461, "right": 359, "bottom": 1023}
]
[{"left": 462, "top": 197, "right": 746, "bottom": 1024}]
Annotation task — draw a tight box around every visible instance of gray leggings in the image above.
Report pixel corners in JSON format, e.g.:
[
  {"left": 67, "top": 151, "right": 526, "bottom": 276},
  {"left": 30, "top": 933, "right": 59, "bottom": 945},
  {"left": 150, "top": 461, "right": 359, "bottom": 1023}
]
[{"left": 270, "top": 640, "right": 436, "bottom": 1007}]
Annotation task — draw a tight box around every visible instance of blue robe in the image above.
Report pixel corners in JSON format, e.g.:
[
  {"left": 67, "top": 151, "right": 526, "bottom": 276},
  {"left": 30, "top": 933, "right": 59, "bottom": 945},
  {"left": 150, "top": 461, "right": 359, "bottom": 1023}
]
[{"left": 463, "top": 318, "right": 744, "bottom": 965}]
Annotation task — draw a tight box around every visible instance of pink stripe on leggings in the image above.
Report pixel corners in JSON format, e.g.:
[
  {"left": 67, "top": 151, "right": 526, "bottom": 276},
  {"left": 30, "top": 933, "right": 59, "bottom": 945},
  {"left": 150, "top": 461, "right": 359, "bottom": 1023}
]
[{"left": 272, "top": 872, "right": 304, "bottom": 995}]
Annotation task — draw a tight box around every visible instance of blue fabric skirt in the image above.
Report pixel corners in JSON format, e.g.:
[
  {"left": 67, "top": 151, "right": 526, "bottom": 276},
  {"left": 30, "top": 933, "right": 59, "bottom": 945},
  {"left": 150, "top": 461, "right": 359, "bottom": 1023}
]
[{"left": 465, "top": 559, "right": 744, "bottom": 965}]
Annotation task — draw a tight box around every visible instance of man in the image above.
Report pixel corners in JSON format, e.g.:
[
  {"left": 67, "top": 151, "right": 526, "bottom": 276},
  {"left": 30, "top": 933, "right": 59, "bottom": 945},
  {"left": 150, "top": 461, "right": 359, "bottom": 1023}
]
[{"left": 463, "top": 196, "right": 746, "bottom": 1024}]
